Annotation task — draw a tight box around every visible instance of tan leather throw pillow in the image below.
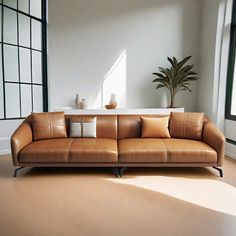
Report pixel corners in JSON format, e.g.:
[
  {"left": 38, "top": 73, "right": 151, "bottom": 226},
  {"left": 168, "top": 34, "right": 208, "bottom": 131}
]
[
  {"left": 32, "top": 112, "right": 67, "bottom": 140},
  {"left": 141, "top": 116, "right": 170, "bottom": 138},
  {"left": 169, "top": 112, "right": 204, "bottom": 140}
]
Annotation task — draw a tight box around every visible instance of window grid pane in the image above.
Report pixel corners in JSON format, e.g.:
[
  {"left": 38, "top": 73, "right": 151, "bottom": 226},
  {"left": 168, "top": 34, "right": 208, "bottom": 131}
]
[
  {"left": 4, "top": 44, "right": 19, "bottom": 82},
  {"left": 0, "top": 46, "right": 3, "bottom": 119},
  {"left": 3, "top": 7, "right": 17, "bottom": 44},
  {"left": 0, "top": 1, "right": 47, "bottom": 120},
  {"left": 19, "top": 48, "right": 31, "bottom": 83},
  {"left": 19, "top": 13, "right": 30, "bottom": 47},
  {"left": 5, "top": 83, "right": 20, "bottom": 118},
  {"left": 30, "top": 0, "right": 41, "bottom": 19},
  {"left": 0, "top": 5, "right": 2, "bottom": 42},
  {"left": 3, "top": 0, "right": 17, "bottom": 9},
  {"left": 32, "top": 20, "right": 41, "bottom": 50},
  {"left": 18, "top": 0, "right": 29, "bottom": 14},
  {"left": 32, "top": 51, "right": 42, "bottom": 84},
  {"left": 21, "top": 84, "right": 32, "bottom": 117},
  {"left": 33, "top": 85, "right": 43, "bottom": 112}
]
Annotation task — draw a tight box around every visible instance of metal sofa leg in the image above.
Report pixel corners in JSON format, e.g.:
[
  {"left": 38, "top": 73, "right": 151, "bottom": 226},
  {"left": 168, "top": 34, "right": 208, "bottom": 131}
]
[
  {"left": 213, "top": 166, "right": 223, "bottom": 177},
  {"left": 111, "top": 167, "right": 120, "bottom": 178},
  {"left": 13, "top": 166, "right": 25, "bottom": 177},
  {"left": 119, "top": 167, "right": 128, "bottom": 177}
]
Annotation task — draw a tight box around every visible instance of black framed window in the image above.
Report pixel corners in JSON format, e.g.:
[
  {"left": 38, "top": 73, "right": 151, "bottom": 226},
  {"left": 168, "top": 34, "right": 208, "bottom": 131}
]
[
  {"left": 0, "top": 0, "right": 47, "bottom": 120},
  {"left": 225, "top": 0, "right": 236, "bottom": 120}
]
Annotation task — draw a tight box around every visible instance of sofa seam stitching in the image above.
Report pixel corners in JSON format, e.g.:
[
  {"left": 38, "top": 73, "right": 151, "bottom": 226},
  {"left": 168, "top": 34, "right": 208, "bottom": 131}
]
[
  {"left": 162, "top": 139, "right": 169, "bottom": 162},
  {"left": 67, "top": 139, "right": 74, "bottom": 162}
]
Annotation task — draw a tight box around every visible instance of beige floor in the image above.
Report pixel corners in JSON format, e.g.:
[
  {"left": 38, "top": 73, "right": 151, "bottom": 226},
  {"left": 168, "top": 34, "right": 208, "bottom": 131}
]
[{"left": 0, "top": 156, "right": 236, "bottom": 236}]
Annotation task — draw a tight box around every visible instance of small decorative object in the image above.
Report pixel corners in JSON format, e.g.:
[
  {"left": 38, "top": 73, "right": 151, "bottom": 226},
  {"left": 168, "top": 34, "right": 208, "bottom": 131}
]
[
  {"left": 105, "top": 104, "right": 114, "bottom": 109},
  {"left": 74, "top": 94, "right": 80, "bottom": 109},
  {"left": 152, "top": 56, "right": 198, "bottom": 108},
  {"left": 109, "top": 93, "right": 117, "bottom": 109},
  {"left": 80, "top": 99, "right": 87, "bottom": 109}
]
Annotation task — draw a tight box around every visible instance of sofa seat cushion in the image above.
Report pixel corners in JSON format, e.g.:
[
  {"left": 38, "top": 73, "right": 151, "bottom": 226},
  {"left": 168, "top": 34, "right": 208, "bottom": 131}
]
[
  {"left": 19, "top": 138, "right": 74, "bottom": 163},
  {"left": 118, "top": 139, "right": 167, "bottom": 162},
  {"left": 69, "top": 138, "right": 118, "bottom": 162},
  {"left": 163, "top": 139, "right": 217, "bottom": 162}
]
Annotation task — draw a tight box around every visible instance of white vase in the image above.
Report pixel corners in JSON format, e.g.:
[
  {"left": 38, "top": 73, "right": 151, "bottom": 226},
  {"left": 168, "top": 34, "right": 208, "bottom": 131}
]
[
  {"left": 109, "top": 93, "right": 117, "bottom": 109},
  {"left": 80, "top": 99, "right": 87, "bottom": 109},
  {"left": 75, "top": 94, "right": 80, "bottom": 109}
]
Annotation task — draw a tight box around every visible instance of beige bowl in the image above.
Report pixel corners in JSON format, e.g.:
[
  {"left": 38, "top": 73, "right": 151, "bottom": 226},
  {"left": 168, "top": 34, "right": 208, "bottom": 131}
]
[{"left": 105, "top": 104, "right": 116, "bottom": 109}]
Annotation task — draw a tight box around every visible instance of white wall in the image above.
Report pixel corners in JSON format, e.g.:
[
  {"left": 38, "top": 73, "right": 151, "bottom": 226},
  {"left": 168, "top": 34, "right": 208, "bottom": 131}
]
[
  {"left": 0, "top": 119, "right": 23, "bottom": 155},
  {"left": 198, "top": 0, "right": 233, "bottom": 127},
  {"left": 198, "top": 0, "right": 236, "bottom": 159},
  {"left": 198, "top": 0, "right": 220, "bottom": 120},
  {"left": 48, "top": 0, "right": 201, "bottom": 111}
]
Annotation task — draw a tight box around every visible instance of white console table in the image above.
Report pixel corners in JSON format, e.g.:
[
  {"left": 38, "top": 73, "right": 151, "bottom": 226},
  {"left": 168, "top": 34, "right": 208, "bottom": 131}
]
[{"left": 54, "top": 107, "right": 184, "bottom": 115}]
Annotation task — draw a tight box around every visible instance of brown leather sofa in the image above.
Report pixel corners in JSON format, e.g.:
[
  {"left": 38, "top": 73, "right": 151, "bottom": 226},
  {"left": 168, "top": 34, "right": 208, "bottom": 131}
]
[{"left": 11, "top": 114, "right": 225, "bottom": 177}]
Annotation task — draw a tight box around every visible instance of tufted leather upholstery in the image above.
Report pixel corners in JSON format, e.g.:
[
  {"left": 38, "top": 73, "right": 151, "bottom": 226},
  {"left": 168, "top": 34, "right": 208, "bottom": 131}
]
[
  {"left": 203, "top": 117, "right": 225, "bottom": 166},
  {"left": 169, "top": 112, "right": 204, "bottom": 140},
  {"left": 118, "top": 138, "right": 167, "bottom": 162},
  {"left": 32, "top": 112, "right": 67, "bottom": 141},
  {"left": 69, "top": 138, "right": 118, "bottom": 162},
  {"left": 19, "top": 138, "right": 74, "bottom": 163},
  {"left": 11, "top": 116, "right": 33, "bottom": 166},
  {"left": 162, "top": 138, "right": 217, "bottom": 163},
  {"left": 11, "top": 113, "right": 225, "bottom": 169},
  {"left": 19, "top": 138, "right": 117, "bottom": 163}
]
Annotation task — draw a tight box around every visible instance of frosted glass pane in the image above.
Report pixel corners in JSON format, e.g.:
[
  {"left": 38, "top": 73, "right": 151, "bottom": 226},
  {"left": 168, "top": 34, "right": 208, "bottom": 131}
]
[
  {"left": 5, "top": 83, "right": 20, "bottom": 118},
  {"left": 231, "top": 59, "right": 236, "bottom": 115},
  {"left": 0, "top": 6, "right": 2, "bottom": 42},
  {"left": 4, "top": 7, "right": 17, "bottom": 44},
  {"left": 0, "top": 47, "right": 3, "bottom": 119},
  {"left": 32, "top": 51, "right": 42, "bottom": 84},
  {"left": 32, "top": 20, "right": 41, "bottom": 50},
  {"left": 19, "top": 14, "right": 30, "bottom": 47},
  {"left": 3, "top": 0, "right": 17, "bottom": 9},
  {"left": 19, "top": 48, "right": 31, "bottom": 83},
  {"left": 30, "top": 0, "right": 41, "bottom": 18},
  {"left": 4, "top": 45, "right": 19, "bottom": 82},
  {"left": 33, "top": 85, "right": 43, "bottom": 112},
  {"left": 21, "top": 84, "right": 32, "bottom": 117},
  {"left": 0, "top": 81, "right": 3, "bottom": 118},
  {"left": 19, "top": 0, "right": 29, "bottom": 13}
]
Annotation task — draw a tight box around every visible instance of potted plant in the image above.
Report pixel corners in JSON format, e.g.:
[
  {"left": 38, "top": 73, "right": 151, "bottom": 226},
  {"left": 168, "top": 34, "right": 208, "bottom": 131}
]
[{"left": 152, "top": 56, "right": 198, "bottom": 108}]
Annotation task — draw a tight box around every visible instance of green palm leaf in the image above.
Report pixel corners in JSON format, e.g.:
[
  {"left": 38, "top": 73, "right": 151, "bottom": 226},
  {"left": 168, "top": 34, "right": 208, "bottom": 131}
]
[{"left": 152, "top": 56, "right": 198, "bottom": 107}]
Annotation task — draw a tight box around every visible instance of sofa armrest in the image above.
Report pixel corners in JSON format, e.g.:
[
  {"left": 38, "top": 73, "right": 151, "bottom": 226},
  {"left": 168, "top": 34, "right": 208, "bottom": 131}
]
[
  {"left": 11, "top": 120, "right": 33, "bottom": 166},
  {"left": 202, "top": 120, "right": 225, "bottom": 166}
]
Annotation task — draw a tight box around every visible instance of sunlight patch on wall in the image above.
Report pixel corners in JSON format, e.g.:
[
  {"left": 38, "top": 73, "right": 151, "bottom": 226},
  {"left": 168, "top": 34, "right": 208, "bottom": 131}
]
[
  {"left": 102, "top": 50, "right": 126, "bottom": 107},
  {"left": 92, "top": 89, "right": 102, "bottom": 108}
]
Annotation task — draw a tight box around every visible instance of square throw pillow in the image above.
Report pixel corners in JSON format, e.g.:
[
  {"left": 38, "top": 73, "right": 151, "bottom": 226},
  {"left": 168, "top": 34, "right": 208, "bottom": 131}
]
[
  {"left": 82, "top": 117, "right": 97, "bottom": 138},
  {"left": 141, "top": 116, "right": 170, "bottom": 138},
  {"left": 70, "top": 121, "right": 82, "bottom": 137},
  {"left": 69, "top": 117, "right": 97, "bottom": 138},
  {"left": 169, "top": 112, "right": 204, "bottom": 140},
  {"left": 32, "top": 112, "right": 67, "bottom": 141}
]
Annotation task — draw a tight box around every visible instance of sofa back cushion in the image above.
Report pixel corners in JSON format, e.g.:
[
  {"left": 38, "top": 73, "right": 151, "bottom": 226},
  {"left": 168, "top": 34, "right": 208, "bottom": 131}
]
[
  {"left": 32, "top": 112, "right": 67, "bottom": 141},
  {"left": 66, "top": 115, "right": 117, "bottom": 140},
  {"left": 118, "top": 115, "right": 169, "bottom": 139},
  {"left": 169, "top": 112, "right": 204, "bottom": 140},
  {"left": 141, "top": 116, "right": 170, "bottom": 138}
]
